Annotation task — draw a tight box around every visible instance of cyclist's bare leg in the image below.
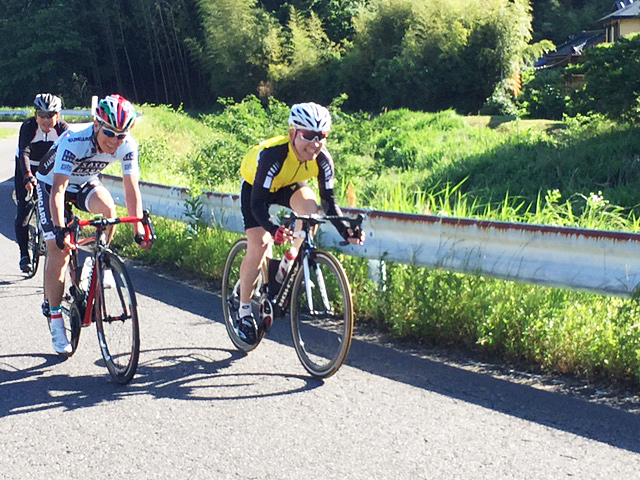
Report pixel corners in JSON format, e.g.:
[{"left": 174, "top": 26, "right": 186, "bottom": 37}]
[
  {"left": 43, "top": 239, "right": 71, "bottom": 308},
  {"left": 289, "top": 185, "right": 321, "bottom": 253},
  {"left": 239, "top": 226, "right": 272, "bottom": 304},
  {"left": 44, "top": 188, "right": 116, "bottom": 310},
  {"left": 87, "top": 186, "right": 117, "bottom": 243}
]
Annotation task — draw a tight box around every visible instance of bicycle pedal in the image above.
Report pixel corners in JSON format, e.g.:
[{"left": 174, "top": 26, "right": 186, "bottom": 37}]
[
  {"left": 259, "top": 295, "right": 274, "bottom": 333},
  {"left": 41, "top": 300, "right": 50, "bottom": 318}
]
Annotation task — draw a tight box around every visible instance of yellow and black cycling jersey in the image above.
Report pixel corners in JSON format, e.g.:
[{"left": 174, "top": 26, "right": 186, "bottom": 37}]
[
  {"left": 241, "top": 135, "right": 336, "bottom": 192},
  {"left": 240, "top": 135, "right": 346, "bottom": 236}
]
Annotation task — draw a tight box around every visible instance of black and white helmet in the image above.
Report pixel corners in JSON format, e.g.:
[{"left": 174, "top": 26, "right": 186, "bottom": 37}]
[
  {"left": 33, "top": 93, "right": 62, "bottom": 112},
  {"left": 288, "top": 102, "right": 331, "bottom": 132}
]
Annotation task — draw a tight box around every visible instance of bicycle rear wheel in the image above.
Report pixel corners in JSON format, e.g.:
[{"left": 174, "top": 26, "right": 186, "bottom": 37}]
[
  {"left": 221, "top": 238, "right": 266, "bottom": 352},
  {"left": 94, "top": 251, "right": 140, "bottom": 384},
  {"left": 290, "top": 250, "right": 354, "bottom": 378}
]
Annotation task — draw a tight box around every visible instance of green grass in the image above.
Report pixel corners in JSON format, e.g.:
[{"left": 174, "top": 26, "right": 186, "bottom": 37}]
[
  {"left": 0, "top": 127, "right": 16, "bottom": 140},
  {"left": 88, "top": 98, "right": 640, "bottom": 386}
]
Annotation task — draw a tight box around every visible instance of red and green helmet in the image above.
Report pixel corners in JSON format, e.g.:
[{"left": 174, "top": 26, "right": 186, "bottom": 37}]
[{"left": 95, "top": 94, "right": 137, "bottom": 132}]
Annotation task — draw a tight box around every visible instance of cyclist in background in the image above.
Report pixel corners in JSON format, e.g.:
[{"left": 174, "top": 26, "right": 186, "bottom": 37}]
[
  {"left": 36, "top": 94, "right": 152, "bottom": 354},
  {"left": 237, "top": 102, "right": 365, "bottom": 345},
  {"left": 14, "top": 93, "right": 69, "bottom": 273}
]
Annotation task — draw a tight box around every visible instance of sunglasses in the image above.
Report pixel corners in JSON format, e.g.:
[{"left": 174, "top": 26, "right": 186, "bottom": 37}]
[
  {"left": 36, "top": 111, "right": 57, "bottom": 119},
  {"left": 298, "top": 129, "right": 328, "bottom": 142},
  {"left": 101, "top": 125, "right": 128, "bottom": 140}
]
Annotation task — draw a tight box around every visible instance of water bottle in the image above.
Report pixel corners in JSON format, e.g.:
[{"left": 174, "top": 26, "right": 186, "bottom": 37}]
[
  {"left": 275, "top": 249, "right": 296, "bottom": 283},
  {"left": 80, "top": 256, "right": 94, "bottom": 292}
]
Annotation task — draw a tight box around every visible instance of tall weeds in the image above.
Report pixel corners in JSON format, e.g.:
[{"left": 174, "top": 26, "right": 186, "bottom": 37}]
[{"left": 115, "top": 99, "right": 640, "bottom": 385}]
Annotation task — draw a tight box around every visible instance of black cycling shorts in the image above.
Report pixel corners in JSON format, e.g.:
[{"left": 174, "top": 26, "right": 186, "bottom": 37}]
[
  {"left": 241, "top": 180, "right": 305, "bottom": 231},
  {"left": 36, "top": 178, "right": 106, "bottom": 241}
]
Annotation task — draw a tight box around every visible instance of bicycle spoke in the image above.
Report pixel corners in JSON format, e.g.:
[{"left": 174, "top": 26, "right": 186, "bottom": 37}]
[
  {"left": 221, "top": 239, "right": 266, "bottom": 352},
  {"left": 95, "top": 253, "right": 139, "bottom": 384},
  {"left": 290, "top": 251, "right": 353, "bottom": 378}
]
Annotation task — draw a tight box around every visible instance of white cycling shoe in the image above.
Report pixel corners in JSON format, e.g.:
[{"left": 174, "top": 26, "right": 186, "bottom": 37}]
[{"left": 50, "top": 321, "right": 72, "bottom": 355}]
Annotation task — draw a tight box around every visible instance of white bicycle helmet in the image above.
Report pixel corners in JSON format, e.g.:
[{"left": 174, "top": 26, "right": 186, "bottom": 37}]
[
  {"left": 288, "top": 102, "right": 331, "bottom": 132},
  {"left": 33, "top": 93, "right": 62, "bottom": 112}
]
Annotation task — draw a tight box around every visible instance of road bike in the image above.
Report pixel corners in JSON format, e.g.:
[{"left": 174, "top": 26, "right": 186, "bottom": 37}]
[
  {"left": 43, "top": 205, "right": 155, "bottom": 384},
  {"left": 222, "top": 213, "right": 363, "bottom": 378},
  {"left": 12, "top": 188, "right": 45, "bottom": 278}
]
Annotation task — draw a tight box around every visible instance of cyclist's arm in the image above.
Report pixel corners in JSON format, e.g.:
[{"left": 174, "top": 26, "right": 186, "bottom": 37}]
[
  {"left": 17, "top": 120, "right": 36, "bottom": 179},
  {"left": 122, "top": 173, "right": 146, "bottom": 238},
  {"left": 317, "top": 151, "right": 352, "bottom": 239},
  {"left": 249, "top": 146, "right": 286, "bottom": 236},
  {"left": 249, "top": 184, "right": 279, "bottom": 236},
  {"left": 50, "top": 173, "right": 70, "bottom": 227}
]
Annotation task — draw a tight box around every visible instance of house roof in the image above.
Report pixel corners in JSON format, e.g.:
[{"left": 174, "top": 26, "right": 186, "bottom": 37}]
[
  {"left": 535, "top": 30, "right": 605, "bottom": 68},
  {"left": 551, "top": 30, "right": 605, "bottom": 57},
  {"left": 599, "top": 1, "right": 640, "bottom": 23}
]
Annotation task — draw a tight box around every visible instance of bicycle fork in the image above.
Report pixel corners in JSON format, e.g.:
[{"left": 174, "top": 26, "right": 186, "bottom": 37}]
[{"left": 301, "top": 254, "right": 332, "bottom": 315}]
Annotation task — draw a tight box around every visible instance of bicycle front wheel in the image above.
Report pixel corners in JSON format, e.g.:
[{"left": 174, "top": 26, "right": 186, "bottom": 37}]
[
  {"left": 25, "top": 203, "right": 43, "bottom": 278},
  {"left": 52, "top": 253, "right": 82, "bottom": 356},
  {"left": 94, "top": 251, "right": 140, "bottom": 384},
  {"left": 221, "top": 238, "right": 266, "bottom": 352},
  {"left": 25, "top": 223, "right": 39, "bottom": 278},
  {"left": 290, "top": 250, "right": 354, "bottom": 378}
]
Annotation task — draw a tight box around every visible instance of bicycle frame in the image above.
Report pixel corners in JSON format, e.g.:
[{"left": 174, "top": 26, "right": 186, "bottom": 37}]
[
  {"left": 273, "top": 220, "right": 316, "bottom": 312},
  {"left": 65, "top": 211, "right": 155, "bottom": 328},
  {"left": 272, "top": 213, "right": 361, "bottom": 313}
]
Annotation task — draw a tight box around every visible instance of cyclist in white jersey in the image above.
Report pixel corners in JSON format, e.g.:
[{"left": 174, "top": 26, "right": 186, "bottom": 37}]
[{"left": 36, "top": 94, "right": 152, "bottom": 355}]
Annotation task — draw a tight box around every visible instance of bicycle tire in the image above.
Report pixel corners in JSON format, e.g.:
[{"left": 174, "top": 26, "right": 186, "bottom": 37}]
[
  {"left": 24, "top": 224, "right": 39, "bottom": 278},
  {"left": 55, "top": 253, "right": 82, "bottom": 356},
  {"left": 94, "top": 251, "right": 140, "bottom": 384},
  {"left": 221, "top": 238, "right": 266, "bottom": 352},
  {"left": 290, "top": 250, "right": 354, "bottom": 378}
]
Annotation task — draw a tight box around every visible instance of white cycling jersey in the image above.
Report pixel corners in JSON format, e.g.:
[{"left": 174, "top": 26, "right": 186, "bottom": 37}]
[{"left": 36, "top": 124, "right": 139, "bottom": 193}]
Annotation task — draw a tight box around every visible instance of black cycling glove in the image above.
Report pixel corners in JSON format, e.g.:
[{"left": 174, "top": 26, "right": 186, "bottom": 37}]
[{"left": 53, "top": 226, "right": 67, "bottom": 250}]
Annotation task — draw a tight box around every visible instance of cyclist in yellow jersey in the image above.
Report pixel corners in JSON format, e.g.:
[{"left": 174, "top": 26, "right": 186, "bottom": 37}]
[{"left": 237, "top": 102, "right": 365, "bottom": 344}]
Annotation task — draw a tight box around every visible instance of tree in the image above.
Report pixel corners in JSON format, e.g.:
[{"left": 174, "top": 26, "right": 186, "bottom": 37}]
[
  {"left": 194, "top": 0, "right": 279, "bottom": 102},
  {"left": 0, "top": 0, "right": 94, "bottom": 106},
  {"left": 267, "top": 7, "right": 342, "bottom": 104},
  {"left": 570, "top": 33, "right": 640, "bottom": 122},
  {"left": 339, "top": 0, "right": 541, "bottom": 113},
  {"left": 530, "top": 0, "right": 611, "bottom": 45}
]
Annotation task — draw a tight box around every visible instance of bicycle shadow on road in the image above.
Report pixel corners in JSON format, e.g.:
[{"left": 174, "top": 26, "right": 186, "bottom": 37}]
[
  {"left": 126, "top": 262, "right": 640, "bottom": 455},
  {"left": 0, "top": 347, "right": 322, "bottom": 419}
]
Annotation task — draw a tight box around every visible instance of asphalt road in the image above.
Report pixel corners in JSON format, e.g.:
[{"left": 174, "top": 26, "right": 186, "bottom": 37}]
[{"left": 1, "top": 126, "right": 640, "bottom": 479}]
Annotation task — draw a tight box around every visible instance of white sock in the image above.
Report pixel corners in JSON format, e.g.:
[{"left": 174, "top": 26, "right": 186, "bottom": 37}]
[
  {"left": 50, "top": 313, "right": 64, "bottom": 330},
  {"left": 239, "top": 303, "right": 252, "bottom": 316}
]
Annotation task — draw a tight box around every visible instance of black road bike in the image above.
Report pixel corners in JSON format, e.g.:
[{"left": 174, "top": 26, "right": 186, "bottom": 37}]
[
  {"left": 222, "top": 213, "right": 363, "bottom": 378},
  {"left": 12, "top": 188, "right": 46, "bottom": 278}
]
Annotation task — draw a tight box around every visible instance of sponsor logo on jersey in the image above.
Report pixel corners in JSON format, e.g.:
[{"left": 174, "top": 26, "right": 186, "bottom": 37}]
[
  {"left": 61, "top": 149, "right": 77, "bottom": 165},
  {"left": 73, "top": 160, "right": 110, "bottom": 175},
  {"left": 68, "top": 135, "right": 93, "bottom": 143}
]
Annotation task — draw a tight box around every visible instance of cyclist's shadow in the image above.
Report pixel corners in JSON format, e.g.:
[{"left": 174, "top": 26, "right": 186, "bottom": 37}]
[{"left": 0, "top": 346, "right": 323, "bottom": 419}]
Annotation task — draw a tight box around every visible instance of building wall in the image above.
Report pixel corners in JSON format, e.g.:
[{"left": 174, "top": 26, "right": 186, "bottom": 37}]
[
  {"left": 620, "top": 18, "right": 640, "bottom": 36},
  {"left": 607, "top": 18, "right": 640, "bottom": 42}
]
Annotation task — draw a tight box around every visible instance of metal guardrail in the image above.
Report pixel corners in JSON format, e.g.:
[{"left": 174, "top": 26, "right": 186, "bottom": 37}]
[
  {"left": 1, "top": 98, "right": 96, "bottom": 119},
  {"left": 102, "top": 174, "right": 640, "bottom": 298},
  {"left": 0, "top": 109, "right": 92, "bottom": 118}
]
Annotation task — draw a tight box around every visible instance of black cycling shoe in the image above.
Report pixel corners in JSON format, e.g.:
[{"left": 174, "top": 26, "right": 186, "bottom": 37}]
[
  {"left": 237, "top": 314, "right": 258, "bottom": 345},
  {"left": 19, "top": 256, "right": 31, "bottom": 273}
]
